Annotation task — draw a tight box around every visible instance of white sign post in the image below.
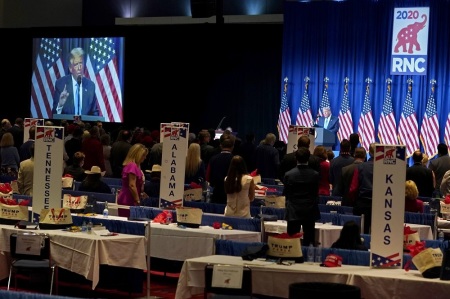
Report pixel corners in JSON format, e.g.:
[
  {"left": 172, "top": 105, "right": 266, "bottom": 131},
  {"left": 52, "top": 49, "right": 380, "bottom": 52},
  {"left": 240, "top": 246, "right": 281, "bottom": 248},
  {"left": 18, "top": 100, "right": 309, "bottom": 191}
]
[
  {"left": 370, "top": 144, "right": 406, "bottom": 268},
  {"left": 287, "top": 125, "right": 315, "bottom": 154},
  {"left": 23, "top": 118, "right": 44, "bottom": 144},
  {"left": 159, "top": 122, "right": 189, "bottom": 208},
  {"left": 32, "top": 126, "right": 64, "bottom": 220}
]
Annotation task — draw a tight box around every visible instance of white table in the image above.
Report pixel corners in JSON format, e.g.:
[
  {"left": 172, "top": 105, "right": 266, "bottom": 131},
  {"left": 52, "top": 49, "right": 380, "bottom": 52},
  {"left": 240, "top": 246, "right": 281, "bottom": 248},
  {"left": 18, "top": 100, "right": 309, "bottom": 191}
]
[
  {"left": 0, "top": 224, "right": 147, "bottom": 289},
  {"left": 148, "top": 222, "right": 261, "bottom": 261},
  {"left": 175, "top": 255, "right": 450, "bottom": 299},
  {"left": 264, "top": 220, "right": 433, "bottom": 247}
]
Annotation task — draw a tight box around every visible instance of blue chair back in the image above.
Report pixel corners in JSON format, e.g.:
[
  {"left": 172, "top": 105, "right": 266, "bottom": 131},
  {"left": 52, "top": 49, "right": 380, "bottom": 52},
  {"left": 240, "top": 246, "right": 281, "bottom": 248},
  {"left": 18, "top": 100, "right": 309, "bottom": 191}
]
[
  {"left": 12, "top": 194, "right": 32, "bottom": 205},
  {"left": 319, "top": 212, "right": 340, "bottom": 225},
  {"left": 102, "top": 177, "right": 122, "bottom": 186},
  {"left": 339, "top": 214, "right": 362, "bottom": 228}
]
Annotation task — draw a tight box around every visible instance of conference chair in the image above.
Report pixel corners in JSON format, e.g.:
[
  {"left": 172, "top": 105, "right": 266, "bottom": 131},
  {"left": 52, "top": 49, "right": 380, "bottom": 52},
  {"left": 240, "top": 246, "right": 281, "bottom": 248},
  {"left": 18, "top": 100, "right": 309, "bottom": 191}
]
[
  {"left": 204, "top": 264, "right": 253, "bottom": 298},
  {"left": 8, "top": 232, "right": 58, "bottom": 295}
]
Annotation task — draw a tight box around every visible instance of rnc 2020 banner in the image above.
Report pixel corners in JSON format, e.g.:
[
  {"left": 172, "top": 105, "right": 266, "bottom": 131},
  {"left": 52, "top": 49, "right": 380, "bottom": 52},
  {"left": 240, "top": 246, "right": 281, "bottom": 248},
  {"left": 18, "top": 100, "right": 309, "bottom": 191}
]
[{"left": 391, "top": 7, "right": 430, "bottom": 75}]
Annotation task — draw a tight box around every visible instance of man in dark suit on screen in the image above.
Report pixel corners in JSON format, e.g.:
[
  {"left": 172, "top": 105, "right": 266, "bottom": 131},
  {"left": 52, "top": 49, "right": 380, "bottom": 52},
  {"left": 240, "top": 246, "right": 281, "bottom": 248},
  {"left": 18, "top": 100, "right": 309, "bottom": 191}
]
[
  {"left": 317, "top": 106, "right": 339, "bottom": 133},
  {"left": 52, "top": 47, "right": 99, "bottom": 117}
]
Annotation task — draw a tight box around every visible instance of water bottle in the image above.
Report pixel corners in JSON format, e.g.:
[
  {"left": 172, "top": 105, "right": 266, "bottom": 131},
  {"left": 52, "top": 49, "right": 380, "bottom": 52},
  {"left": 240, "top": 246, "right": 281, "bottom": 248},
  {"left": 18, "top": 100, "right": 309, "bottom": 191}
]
[
  {"left": 87, "top": 220, "right": 93, "bottom": 234},
  {"left": 81, "top": 220, "right": 87, "bottom": 232},
  {"left": 439, "top": 230, "right": 445, "bottom": 242},
  {"left": 103, "top": 201, "right": 109, "bottom": 218},
  {"left": 315, "top": 245, "right": 322, "bottom": 264},
  {"left": 307, "top": 244, "right": 314, "bottom": 264}
]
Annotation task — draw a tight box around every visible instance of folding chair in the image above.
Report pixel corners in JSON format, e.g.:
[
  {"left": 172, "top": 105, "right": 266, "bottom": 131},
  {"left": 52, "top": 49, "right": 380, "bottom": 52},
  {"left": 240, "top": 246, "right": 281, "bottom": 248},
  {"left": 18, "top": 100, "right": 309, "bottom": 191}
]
[
  {"left": 204, "top": 264, "right": 252, "bottom": 298},
  {"left": 7, "top": 232, "right": 58, "bottom": 295}
]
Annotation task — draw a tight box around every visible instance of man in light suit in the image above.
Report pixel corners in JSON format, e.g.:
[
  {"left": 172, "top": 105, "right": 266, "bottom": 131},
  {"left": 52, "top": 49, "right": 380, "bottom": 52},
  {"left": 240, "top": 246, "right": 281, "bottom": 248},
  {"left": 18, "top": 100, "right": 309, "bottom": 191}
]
[
  {"left": 52, "top": 47, "right": 99, "bottom": 117},
  {"left": 317, "top": 106, "right": 339, "bottom": 133}
]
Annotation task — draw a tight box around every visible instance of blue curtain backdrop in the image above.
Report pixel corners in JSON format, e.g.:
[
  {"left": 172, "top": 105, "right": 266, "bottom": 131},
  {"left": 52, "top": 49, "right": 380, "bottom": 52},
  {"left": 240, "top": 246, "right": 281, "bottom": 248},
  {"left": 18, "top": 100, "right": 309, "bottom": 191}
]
[{"left": 281, "top": 0, "right": 450, "bottom": 156}]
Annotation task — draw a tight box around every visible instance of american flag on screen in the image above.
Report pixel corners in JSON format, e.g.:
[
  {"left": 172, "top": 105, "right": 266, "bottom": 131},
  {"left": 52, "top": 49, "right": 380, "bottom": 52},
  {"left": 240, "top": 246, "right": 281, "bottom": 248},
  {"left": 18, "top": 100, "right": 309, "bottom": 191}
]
[
  {"left": 317, "top": 78, "right": 331, "bottom": 123},
  {"left": 296, "top": 78, "right": 313, "bottom": 127},
  {"left": 378, "top": 80, "right": 397, "bottom": 145},
  {"left": 277, "top": 77, "right": 291, "bottom": 143},
  {"left": 398, "top": 81, "right": 419, "bottom": 158},
  {"left": 420, "top": 82, "right": 439, "bottom": 159},
  {"left": 445, "top": 113, "right": 450, "bottom": 150},
  {"left": 86, "top": 37, "right": 123, "bottom": 122},
  {"left": 30, "top": 38, "right": 64, "bottom": 119},
  {"left": 371, "top": 251, "right": 401, "bottom": 268},
  {"left": 337, "top": 80, "right": 353, "bottom": 142},
  {"left": 357, "top": 80, "right": 375, "bottom": 152}
]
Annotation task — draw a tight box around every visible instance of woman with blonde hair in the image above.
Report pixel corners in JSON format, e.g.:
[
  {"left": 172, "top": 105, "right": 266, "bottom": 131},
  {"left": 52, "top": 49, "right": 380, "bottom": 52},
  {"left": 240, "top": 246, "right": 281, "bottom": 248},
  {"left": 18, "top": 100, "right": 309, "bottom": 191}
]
[
  {"left": 117, "top": 143, "right": 148, "bottom": 207},
  {"left": 405, "top": 180, "right": 424, "bottom": 213},
  {"left": 224, "top": 155, "right": 255, "bottom": 218},
  {"left": 185, "top": 143, "right": 206, "bottom": 185}
]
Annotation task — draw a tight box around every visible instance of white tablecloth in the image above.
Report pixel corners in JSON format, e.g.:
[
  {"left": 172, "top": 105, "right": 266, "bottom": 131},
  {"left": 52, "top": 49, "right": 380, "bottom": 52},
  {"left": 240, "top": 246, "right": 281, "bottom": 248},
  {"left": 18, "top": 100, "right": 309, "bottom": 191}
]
[
  {"left": 175, "top": 255, "right": 450, "bottom": 299},
  {"left": 148, "top": 222, "right": 261, "bottom": 261},
  {"left": 0, "top": 224, "right": 147, "bottom": 289},
  {"left": 264, "top": 220, "right": 433, "bottom": 247}
]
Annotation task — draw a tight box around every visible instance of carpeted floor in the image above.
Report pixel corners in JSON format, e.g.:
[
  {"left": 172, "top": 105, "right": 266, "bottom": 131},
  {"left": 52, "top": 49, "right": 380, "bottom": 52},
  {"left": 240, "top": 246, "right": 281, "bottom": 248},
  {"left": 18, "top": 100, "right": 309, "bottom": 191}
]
[{"left": 0, "top": 271, "right": 203, "bottom": 299}]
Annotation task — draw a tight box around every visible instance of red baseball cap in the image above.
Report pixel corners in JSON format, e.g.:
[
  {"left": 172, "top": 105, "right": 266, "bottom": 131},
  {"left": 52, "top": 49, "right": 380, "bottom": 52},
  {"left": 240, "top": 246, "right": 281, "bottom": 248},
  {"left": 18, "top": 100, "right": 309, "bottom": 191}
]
[{"left": 320, "top": 254, "right": 343, "bottom": 267}]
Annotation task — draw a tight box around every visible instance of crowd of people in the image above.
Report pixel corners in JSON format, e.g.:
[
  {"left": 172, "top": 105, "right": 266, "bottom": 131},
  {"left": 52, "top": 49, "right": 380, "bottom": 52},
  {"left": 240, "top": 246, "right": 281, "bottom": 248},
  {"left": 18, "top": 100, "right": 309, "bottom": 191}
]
[{"left": 3, "top": 115, "right": 448, "bottom": 248}]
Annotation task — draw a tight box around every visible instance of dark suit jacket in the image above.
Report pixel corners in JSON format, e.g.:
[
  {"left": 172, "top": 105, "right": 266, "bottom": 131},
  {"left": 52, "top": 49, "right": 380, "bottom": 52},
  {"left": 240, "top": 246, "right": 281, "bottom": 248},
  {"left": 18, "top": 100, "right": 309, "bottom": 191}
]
[
  {"left": 278, "top": 152, "right": 321, "bottom": 181},
  {"left": 317, "top": 115, "right": 339, "bottom": 133},
  {"left": 406, "top": 163, "right": 435, "bottom": 198},
  {"left": 283, "top": 165, "right": 320, "bottom": 222},
  {"left": 52, "top": 75, "right": 99, "bottom": 116}
]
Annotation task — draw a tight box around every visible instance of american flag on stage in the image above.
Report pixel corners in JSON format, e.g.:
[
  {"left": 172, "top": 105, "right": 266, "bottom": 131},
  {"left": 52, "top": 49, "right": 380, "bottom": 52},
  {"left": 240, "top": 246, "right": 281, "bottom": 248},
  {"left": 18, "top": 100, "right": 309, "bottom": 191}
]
[
  {"left": 278, "top": 77, "right": 291, "bottom": 143},
  {"left": 420, "top": 82, "right": 439, "bottom": 158},
  {"left": 371, "top": 251, "right": 401, "bottom": 268},
  {"left": 398, "top": 81, "right": 419, "bottom": 158},
  {"left": 337, "top": 80, "right": 353, "bottom": 142},
  {"left": 86, "top": 37, "right": 123, "bottom": 122},
  {"left": 31, "top": 38, "right": 64, "bottom": 119},
  {"left": 445, "top": 113, "right": 450, "bottom": 150},
  {"left": 357, "top": 81, "right": 375, "bottom": 152},
  {"left": 378, "top": 80, "right": 397, "bottom": 145},
  {"left": 317, "top": 79, "right": 331, "bottom": 123},
  {"left": 296, "top": 78, "right": 313, "bottom": 127}
]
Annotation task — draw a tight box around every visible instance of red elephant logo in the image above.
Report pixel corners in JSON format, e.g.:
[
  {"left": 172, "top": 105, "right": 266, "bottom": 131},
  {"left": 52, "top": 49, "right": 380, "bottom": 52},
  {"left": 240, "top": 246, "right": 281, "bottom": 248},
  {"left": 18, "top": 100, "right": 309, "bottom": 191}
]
[
  {"left": 394, "top": 14, "right": 427, "bottom": 54},
  {"left": 385, "top": 148, "right": 395, "bottom": 159},
  {"left": 44, "top": 129, "right": 54, "bottom": 138}
]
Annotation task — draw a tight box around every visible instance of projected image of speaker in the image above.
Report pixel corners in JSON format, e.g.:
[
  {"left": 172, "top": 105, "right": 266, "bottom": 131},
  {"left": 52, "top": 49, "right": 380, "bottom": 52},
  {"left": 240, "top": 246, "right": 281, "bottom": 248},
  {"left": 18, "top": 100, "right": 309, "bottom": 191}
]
[{"left": 190, "top": 0, "right": 216, "bottom": 18}]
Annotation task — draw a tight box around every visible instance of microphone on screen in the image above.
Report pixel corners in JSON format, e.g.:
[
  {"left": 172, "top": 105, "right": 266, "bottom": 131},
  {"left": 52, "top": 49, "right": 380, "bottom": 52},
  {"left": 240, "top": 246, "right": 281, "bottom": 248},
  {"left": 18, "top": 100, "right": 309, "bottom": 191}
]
[{"left": 76, "top": 75, "right": 82, "bottom": 86}]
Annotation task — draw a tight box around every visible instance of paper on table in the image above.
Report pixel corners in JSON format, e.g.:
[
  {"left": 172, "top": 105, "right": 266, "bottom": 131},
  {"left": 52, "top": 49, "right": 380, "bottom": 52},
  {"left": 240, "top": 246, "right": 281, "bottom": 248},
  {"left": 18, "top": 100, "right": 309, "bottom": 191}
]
[{"left": 92, "top": 228, "right": 110, "bottom": 236}]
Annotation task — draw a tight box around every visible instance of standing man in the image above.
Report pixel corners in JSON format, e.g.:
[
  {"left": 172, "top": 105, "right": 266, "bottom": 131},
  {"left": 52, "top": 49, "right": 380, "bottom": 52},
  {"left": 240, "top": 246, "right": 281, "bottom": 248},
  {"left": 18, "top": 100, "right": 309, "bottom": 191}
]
[
  {"left": 283, "top": 147, "right": 320, "bottom": 246},
  {"left": 317, "top": 107, "right": 339, "bottom": 133},
  {"left": 349, "top": 143, "right": 376, "bottom": 234},
  {"left": 406, "top": 150, "right": 435, "bottom": 198},
  {"left": 52, "top": 47, "right": 99, "bottom": 117},
  {"left": 429, "top": 143, "right": 450, "bottom": 198},
  {"left": 329, "top": 139, "right": 354, "bottom": 195}
]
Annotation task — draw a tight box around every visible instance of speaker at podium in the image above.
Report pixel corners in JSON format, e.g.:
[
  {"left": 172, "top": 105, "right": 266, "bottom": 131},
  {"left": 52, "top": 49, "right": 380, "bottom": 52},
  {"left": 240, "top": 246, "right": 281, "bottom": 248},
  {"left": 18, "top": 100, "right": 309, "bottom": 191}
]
[{"left": 315, "top": 127, "right": 336, "bottom": 149}]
